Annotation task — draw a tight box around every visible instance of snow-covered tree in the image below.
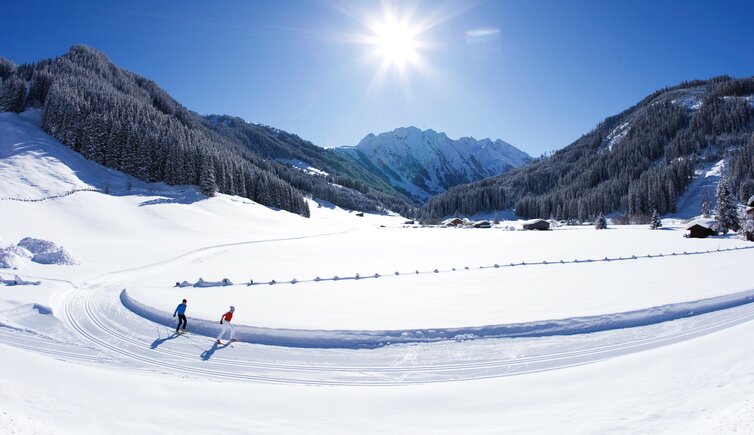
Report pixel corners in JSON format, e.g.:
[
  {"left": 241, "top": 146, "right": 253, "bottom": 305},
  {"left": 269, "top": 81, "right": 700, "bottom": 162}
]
[
  {"left": 0, "top": 76, "right": 25, "bottom": 113},
  {"left": 650, "top": 209, "right": 662, "bottom": 230},
  {"left": 716, "top": 178, "right": 739, "bottom": 234},
  {"left": 199, "top": 161, "right": 217, "bottom": 197},
  {"left": 594, "top": 212, "right": 607, "bottom": 230},
  {"left": 745, "top": 206, "right": 754, "bottom": 242},
  {"left": 701, "top": 198, "right": 711, "bottom": 218}
]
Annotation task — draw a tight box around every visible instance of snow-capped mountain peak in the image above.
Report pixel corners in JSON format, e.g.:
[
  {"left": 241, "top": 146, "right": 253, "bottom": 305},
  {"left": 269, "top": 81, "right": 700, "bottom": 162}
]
[{"left": 337, "top": 127, "right": 531, "bottom": 202}]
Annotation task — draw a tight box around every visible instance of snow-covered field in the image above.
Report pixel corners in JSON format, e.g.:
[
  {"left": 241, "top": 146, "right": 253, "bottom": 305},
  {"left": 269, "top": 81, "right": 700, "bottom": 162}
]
[{"left": 2, "top": 111, "right": 754, "bottom": 433}]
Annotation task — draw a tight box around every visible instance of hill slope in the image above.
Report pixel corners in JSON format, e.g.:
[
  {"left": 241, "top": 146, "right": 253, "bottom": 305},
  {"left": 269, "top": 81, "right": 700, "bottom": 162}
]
[
  {"left": 337, "top": 127, "right": 531, "bottom": 202},
  {"left": 0, "top": 46, "right": 417, "bottom": 217},
  {"left": 422, "top": 76, "right": 754, "bottom": 220}
]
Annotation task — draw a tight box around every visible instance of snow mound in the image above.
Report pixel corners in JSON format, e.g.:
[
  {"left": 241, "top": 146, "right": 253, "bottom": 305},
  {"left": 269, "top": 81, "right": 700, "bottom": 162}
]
[
  {"left": 11, "top": 237, "right": 77, "bottom": 265},
  {"left": 17, "top": 237, "right": 59, "bottom": 255},
  {"left": 31, "top": 249, "right": 77, "bottom": 266},
  {"left": 193, "top": 278, "right": 233, "bottom": 287},
  {"left": 0, "top": 249, "right": 27, "bottom": 269},
  {"left": 0, "top": 274, "right": 41, "bottom": 286}
]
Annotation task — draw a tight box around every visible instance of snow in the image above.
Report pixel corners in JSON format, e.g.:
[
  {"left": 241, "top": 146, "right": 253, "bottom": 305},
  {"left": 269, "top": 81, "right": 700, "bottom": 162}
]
[
  {"left": 670, "top": 87, "right": 705, "bottom": 111},
  {"left": 686, "top": 218, "right": 719, "bottom": 230},
  {"left": 277, "top": 158, "right": 329, "bottom": 177},
  {"left": 15, "top": 237, "right": 77, "bottom": 265},
  {"left": 672, "top": 95, "right": 703, "bottom": 110},
  {"left": 0, "top": 249, "right": 27, "bottom": 269},
  {"left": 2, "top": 110, "right": 754, "bottom": 433},
  {"left": 603, "top": 121, "right": 630, "bottom": 152},
  {"left": 705, "top": 158, "right": 725, "bottom": 178},
  {"left": 672, "top": 159, "right": 725, "bottom": 218},
  {"left": 338, "top": 126, "right": 531, "bottom": 201},
  {"left": 1, "top": 274, "right": 41, "bottom": 286}
]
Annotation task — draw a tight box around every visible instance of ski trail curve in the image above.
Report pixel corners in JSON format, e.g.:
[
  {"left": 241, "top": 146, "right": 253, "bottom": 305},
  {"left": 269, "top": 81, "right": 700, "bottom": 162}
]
[{"left": 33, "top": 283, "right": 754, "bottom": 385}]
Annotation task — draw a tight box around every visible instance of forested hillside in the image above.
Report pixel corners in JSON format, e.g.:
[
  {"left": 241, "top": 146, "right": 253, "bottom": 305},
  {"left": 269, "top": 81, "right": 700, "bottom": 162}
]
[
  {"left": 201, "top": 115, "right": 417, "bottom": 215},
  {"left": 0, "top": 45, "right": 415, "bottom": 217},
  {"left": 422, "top": 76, "right": 754, "bottom": 221}
]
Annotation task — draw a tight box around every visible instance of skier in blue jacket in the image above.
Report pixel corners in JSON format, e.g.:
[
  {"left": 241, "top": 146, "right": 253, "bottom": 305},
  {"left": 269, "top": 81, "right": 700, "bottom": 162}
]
[{"left": 173, "top": 299, "right": 188, "bottom": 333}]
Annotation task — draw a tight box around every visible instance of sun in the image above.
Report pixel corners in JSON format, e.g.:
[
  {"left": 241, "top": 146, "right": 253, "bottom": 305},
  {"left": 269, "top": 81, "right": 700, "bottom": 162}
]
[
  {"left": 340, "top": 1, "right": 460, "bottom": 92},
  {"left": 370, "top": 15, "right": 420, "bottom": 70}
]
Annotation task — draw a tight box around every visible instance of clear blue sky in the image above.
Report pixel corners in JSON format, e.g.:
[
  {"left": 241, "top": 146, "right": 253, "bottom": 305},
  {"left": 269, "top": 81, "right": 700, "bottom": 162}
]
[{"left": 3, "top": 0, "right": 754, "bottom": 156}]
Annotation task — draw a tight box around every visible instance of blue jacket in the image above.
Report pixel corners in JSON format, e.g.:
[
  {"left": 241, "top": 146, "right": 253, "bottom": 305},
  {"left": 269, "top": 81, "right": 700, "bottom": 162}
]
[{"left": 174, "top": 303, "right": 187, "bottom": 315}]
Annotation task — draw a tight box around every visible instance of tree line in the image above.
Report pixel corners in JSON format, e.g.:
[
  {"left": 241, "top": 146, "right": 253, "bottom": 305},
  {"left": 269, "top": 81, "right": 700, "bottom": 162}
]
[
  {"left": 422, "top": 76, "right": 754, "bottom": 221},
  {"left": 0, "top": 46, "right": 418, "bottom": 217}
]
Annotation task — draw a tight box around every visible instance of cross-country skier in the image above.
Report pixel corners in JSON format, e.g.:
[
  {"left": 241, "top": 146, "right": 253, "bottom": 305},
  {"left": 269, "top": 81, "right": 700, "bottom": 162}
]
[
  {"left": 216, "top": 306, "right": 236, "bottom": 344},
  {"left": 173, "top": 299, "right": 188, "bottom": 333}
]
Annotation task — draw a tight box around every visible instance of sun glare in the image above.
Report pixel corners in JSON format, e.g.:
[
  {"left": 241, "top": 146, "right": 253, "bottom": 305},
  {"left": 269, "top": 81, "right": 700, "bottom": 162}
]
[
  {"left": 371, "top": 16, "right": 420, "bottom": 70},
  {"left": 341, "top": 1, "right": 462, "bottom": 94}
]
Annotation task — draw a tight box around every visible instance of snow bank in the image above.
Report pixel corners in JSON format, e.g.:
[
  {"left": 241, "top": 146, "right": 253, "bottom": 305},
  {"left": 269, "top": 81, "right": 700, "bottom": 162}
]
[
  {"left": 1, "top": 274, "right": 41, "bottom": 286},
  {"left": 0, "top": 249, "right": 27, "bottom": 269},
  {"left": 193, "top": 278, "right": 233, "bottom": 287},
  {"left": 31, "top": 249, "right": 77, "bottom": 266},
  {"left": 5, "top": 237, "right": 78, "bottom": 266},
  {"left": 17, "top": 237, "right": 58, "bottom": 254},
  {"left": 120, "top": 288, "right": 754, "bottom": 349}
]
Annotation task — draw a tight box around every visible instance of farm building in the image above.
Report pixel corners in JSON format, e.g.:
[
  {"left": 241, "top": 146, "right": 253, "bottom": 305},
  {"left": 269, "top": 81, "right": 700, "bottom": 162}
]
[
  {"left": 473, "top": 220, "right": 491, "bottom": 228},
  {"left": 522, "top": 219, "right": 550, "bottom": 231},
  {"left": 685, "top": 219, "right": 719, "bottom": 239},
  {"left": 442, "top": 217, "right": 464, "bottom": 227}
]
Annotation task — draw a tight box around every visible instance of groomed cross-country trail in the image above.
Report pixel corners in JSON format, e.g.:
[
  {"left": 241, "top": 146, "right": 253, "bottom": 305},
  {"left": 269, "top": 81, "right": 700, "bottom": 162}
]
[{"left": 2, "top": 243, "right": 754, "bottom": 386}]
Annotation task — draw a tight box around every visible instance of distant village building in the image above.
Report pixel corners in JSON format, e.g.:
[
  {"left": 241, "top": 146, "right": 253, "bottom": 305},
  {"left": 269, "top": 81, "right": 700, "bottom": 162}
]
[
  {"left": 472, "top": 220, "right": 491, "bottom": 228},
  {"left": 685, "top": 218, "right": 719, "bottom": 239},
  {"left": 442, "top": 217, "right": 464, "bottom": 227},
  {"left": 522, "top": 219, "right": 550, "bottom": 231}
]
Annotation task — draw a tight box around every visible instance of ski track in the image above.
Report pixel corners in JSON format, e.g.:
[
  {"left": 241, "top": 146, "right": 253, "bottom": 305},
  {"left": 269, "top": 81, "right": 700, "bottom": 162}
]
[
  {"left": 0, "top": 281, "right": 751, "bottom": 386},
  {"left": 3, "top": 232, "right": 754, "bottom": 385},
  {"left": 98, "top": 229, "right": 352, "bottom": 278}
]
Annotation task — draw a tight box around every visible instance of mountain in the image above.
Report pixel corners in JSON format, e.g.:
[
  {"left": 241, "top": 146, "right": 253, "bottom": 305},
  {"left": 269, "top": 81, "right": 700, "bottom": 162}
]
[
  {"left": 421, "top": 76, "right": 754, "bottom": 221},
  {"left": 337, "top": 127, "right": 531, "bottom": 202},
  {"left": 0, "top": 46, "right": 417, "bottom": 217},
  {"left": 199, "top": 114, "right": 418, "bottom": 214}
]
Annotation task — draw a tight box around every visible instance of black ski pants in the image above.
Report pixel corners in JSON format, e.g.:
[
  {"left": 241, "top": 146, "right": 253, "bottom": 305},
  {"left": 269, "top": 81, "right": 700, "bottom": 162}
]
[{"left": 176, "top": 314, "right": 187, "bottom": 331}]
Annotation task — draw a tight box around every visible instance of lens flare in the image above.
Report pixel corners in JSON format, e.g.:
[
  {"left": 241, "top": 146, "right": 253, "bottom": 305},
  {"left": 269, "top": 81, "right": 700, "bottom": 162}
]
[{"left": 369, "top": 14, "right": 420, "bottom": 70}]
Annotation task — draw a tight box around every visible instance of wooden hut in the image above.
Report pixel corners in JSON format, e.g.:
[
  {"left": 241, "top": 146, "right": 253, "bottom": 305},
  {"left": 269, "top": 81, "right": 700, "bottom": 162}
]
[
  {"left": 442, "top": 217, "right": 464, "bottom": 227},
  {"left": 473, "top": 220, "right": 491, "bottom": 228},
  {"left": 685, "top": 219, "right": 718, "bottom": 239},
  {"left": 522, "top": 219, "right": 550, "bottom": 231}
]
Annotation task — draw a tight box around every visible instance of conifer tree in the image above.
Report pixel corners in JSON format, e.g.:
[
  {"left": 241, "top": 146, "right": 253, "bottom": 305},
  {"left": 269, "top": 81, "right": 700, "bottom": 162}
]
[
  {"left": 701, "top": 199, "right": 711, "bottom": 218},
  {"left": 199, "top": 161, "right": 217, "bottom": 197},
  {"left": 716, "top": 178, "right": 739, "bottom": 233},
  {"left": 0, "top": 76, "right": 25, "bottom": 113},
  {"left": 650, "top": 209, "right": 662, "bottom": 230},
  {"left": 594, "top": 212, "right": 607, "bottom": 230}
]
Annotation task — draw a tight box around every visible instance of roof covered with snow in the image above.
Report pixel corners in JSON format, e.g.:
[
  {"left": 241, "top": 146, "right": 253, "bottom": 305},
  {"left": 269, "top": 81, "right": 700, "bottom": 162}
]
[
  {"left": 685, "top": 219, "right": 719, "bottom": 230},
  {"left": 521, "top": 219, "right": 547, "bottom": 225}
]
